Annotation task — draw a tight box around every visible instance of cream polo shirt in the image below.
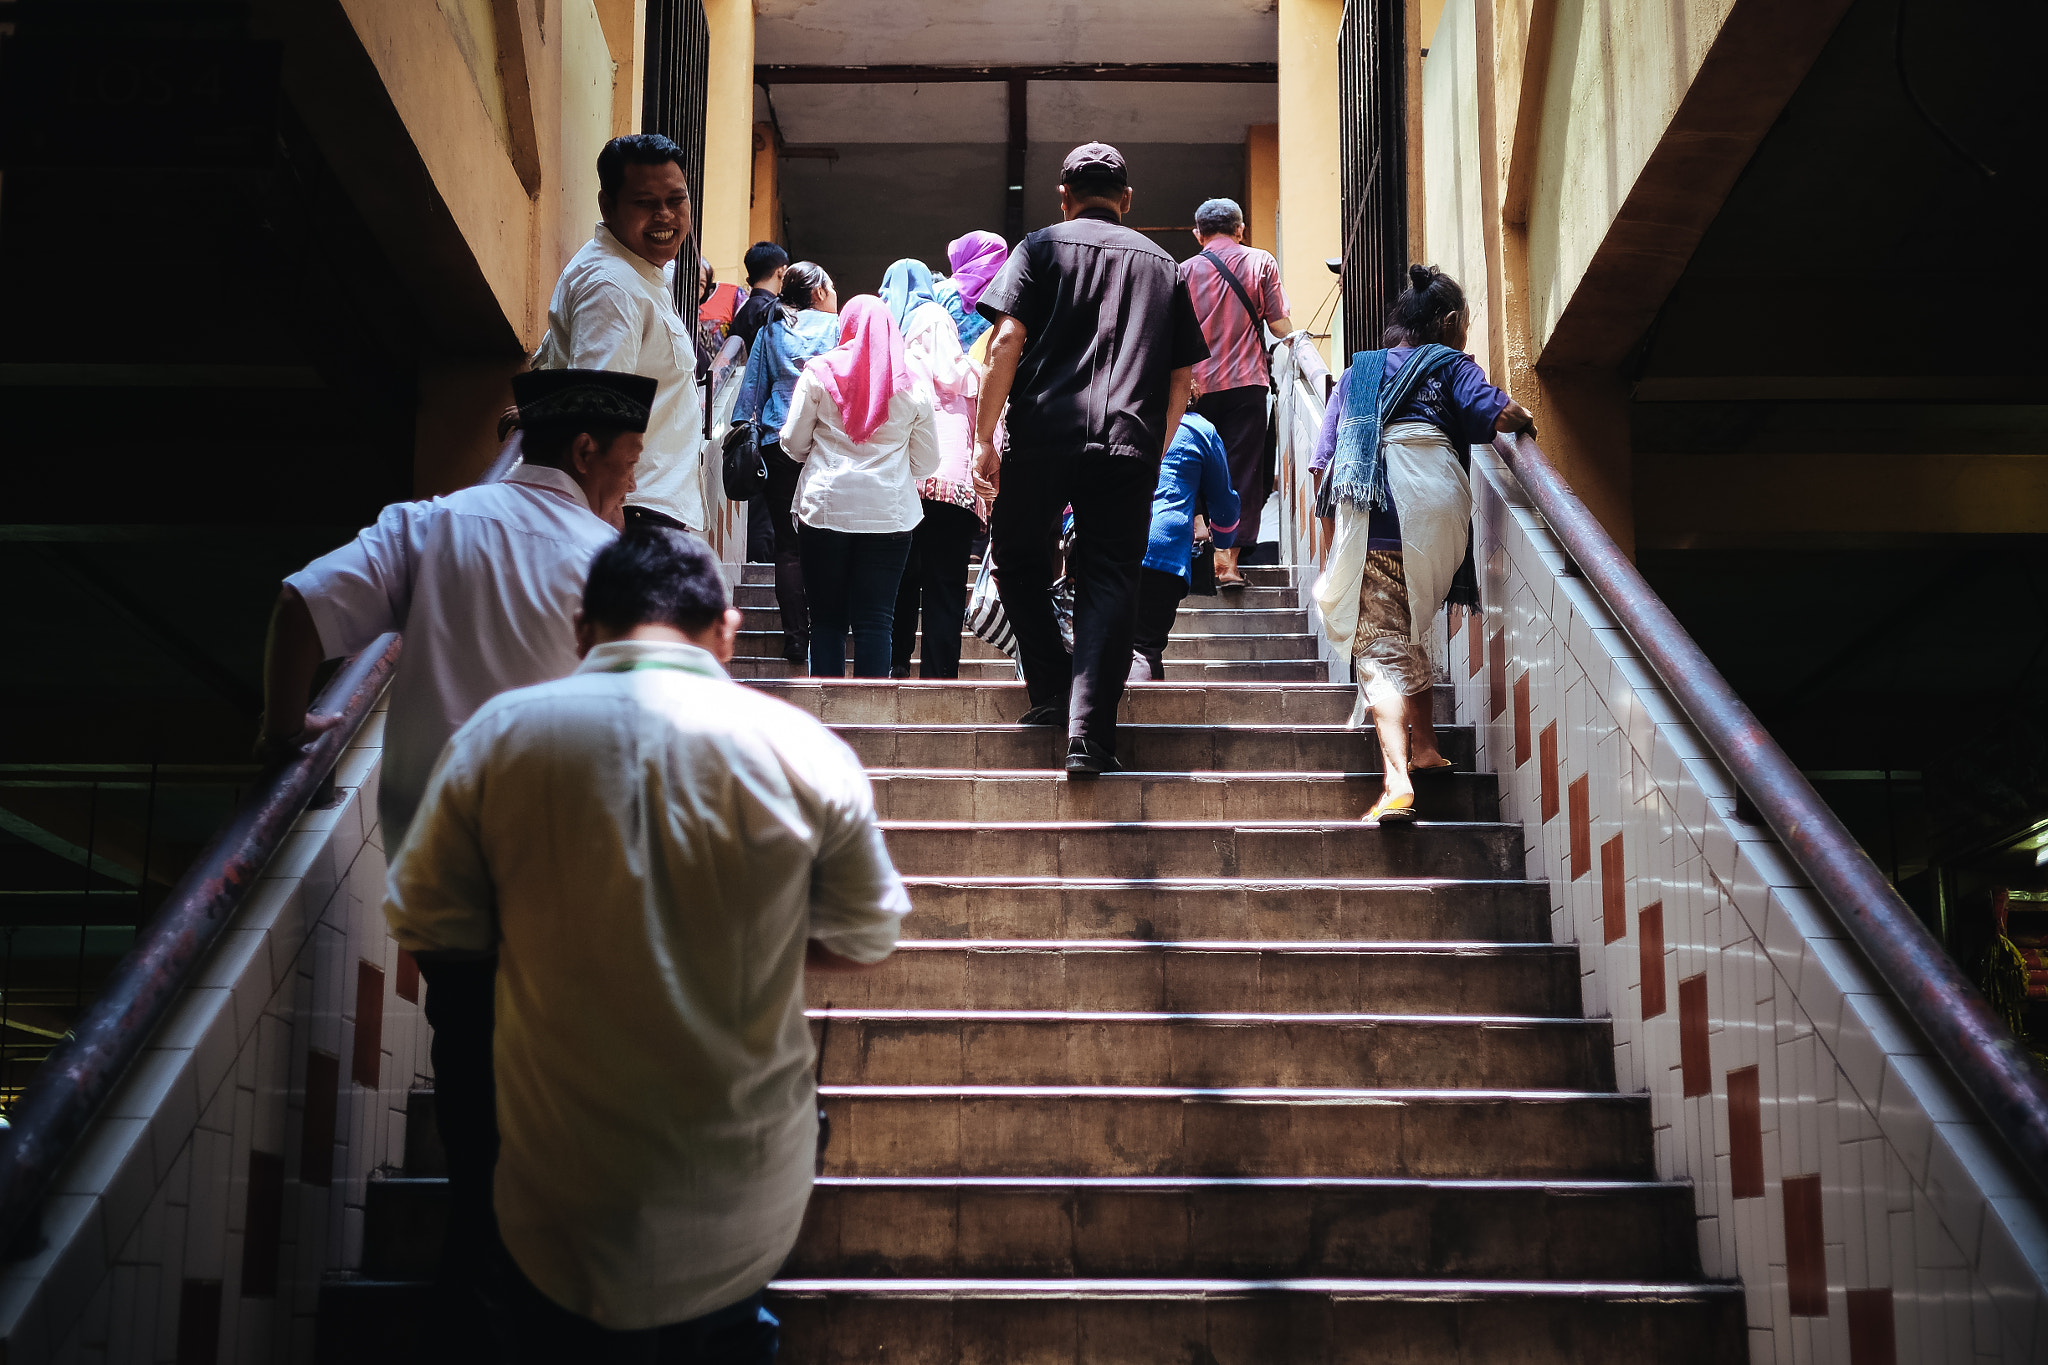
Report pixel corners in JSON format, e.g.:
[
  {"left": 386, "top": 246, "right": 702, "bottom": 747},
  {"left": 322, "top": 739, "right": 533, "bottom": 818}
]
[
  {"left": 285, "top": 465, "right": 616, "bottom": 845},
  {"left": 384, "top": 638, "right": 910, "bottom": 1330},
  {"left": 534, "top": 223, "right": 706, "bottom": 530}
]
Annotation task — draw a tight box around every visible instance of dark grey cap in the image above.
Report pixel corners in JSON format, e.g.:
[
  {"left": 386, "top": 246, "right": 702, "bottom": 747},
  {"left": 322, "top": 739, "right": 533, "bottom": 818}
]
[{"left": 1060, "top": 141, "right": 1128, "bottom": 188}]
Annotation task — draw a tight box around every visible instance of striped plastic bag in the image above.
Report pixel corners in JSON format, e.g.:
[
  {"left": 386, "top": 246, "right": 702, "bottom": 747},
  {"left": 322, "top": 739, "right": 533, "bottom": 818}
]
[{"left": 966, "top": 554, "right": 1023, "bottom": 676}]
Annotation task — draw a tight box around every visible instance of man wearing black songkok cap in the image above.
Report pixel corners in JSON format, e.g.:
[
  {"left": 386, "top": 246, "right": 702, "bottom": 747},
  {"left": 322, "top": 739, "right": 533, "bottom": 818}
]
[
  {"left": 258, "top": 367, "right": 651, "bottom": 1350},
  {"left": 972, "top": 141, "right": 1210, "bottom": 777}
]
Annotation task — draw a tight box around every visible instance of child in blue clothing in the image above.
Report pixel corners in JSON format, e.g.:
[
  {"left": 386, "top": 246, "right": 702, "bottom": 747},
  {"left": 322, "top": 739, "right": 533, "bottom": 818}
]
[{"left": 1129, "top": 409, "right": 1240, "bottom": 681}]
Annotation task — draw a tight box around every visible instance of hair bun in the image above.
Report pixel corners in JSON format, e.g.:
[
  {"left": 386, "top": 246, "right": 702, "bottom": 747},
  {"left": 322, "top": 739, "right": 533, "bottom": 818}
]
[{"left": 1408, "top": 263, "right": 1435, "bottom": 294}]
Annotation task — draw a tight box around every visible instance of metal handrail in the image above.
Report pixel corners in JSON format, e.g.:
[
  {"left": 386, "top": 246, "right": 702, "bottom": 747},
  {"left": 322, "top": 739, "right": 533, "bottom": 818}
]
[
  {"left": 0, "top": 432, "right": 526, "bottom": 1258},
  {"left": 0, "top": 635, "right": 401, "bottom": 1256},
  {"left": 1491, "top": 429, "right": 2048, "bottom": 1192}
]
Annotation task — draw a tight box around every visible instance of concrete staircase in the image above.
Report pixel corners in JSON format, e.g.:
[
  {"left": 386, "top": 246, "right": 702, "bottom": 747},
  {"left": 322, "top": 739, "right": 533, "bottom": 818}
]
[{"left": 318, "top": 562, "right": 1746, "bottom": 1362}]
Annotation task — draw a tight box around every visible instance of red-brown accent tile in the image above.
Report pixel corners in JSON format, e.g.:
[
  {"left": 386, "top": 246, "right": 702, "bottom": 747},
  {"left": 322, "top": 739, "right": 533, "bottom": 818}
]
[
  {"left": 241, "top": 1150, "right": 283, "bottom": 1297},
  {"left": 1639, "top": 903, "right": 1666, "bottom": 1019},
  {"left": 352, "top": 960, "right": 385, "bottom": 1089},
  {"left": 176, "top": 1280, "right": 221, "bottom": 1364},
  {"left": 1600, "top": 835, "right": 1626, "bottom": 944},
  {"left": 301, "top": 1050, "right": 339, "bottom": 1188},
  {"left": 1678, "top": 975, "right": 1710, "bottom": 1097},
  {"left": 1784, "top": 1174, "right": 1827, "bottom": 1315},
  {"left": 1467, "top": 609, "right": 1483, "bottom": 677},
  {"left": 1539, "top": 723, "right": 1559, "bottom": 821},
  {"left": 1568, "top": 776, "right": 1590, "bottom": 878},
  {"left": 395, "top": 949, "right": 420, "bottom": 1004},
  {"left": 1728, "top": 1065, "right": 1764, "bottom": 1198},
  {"left": 1512, "top": 671, "right": 1532, "bottom": 767},
  {"left": 1487, "top": 630, "right": 1507, "bottom": 719},
  {"left": 1847, "top": 1288, "right": 1895, "bottom": 1364}
]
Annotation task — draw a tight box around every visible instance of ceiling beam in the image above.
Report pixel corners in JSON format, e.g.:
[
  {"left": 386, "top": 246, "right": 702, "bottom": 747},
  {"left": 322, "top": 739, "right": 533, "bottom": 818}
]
[{"left": 756, "top": 63, "right": 1277, "bottom": 86}]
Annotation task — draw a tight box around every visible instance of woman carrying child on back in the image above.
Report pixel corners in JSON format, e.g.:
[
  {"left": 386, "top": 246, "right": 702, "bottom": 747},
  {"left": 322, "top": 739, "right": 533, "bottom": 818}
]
[{"left": 1311, "top": 264, "right": 1533, "bottom": 825}]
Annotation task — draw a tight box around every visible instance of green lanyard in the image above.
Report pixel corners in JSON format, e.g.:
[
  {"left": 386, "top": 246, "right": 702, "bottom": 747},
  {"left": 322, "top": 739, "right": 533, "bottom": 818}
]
[{"left": 606, "top": 658, "right": 722, "bottom": 680}]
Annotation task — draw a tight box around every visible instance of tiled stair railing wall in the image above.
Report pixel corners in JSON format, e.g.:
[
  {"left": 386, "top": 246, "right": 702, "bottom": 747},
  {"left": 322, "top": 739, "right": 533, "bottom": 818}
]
[
  {"left": 1453, "top": 447, "right": 2048, "bottom": 1363},
  {"left": 2, "top": 703, "right": 424, "bottom": 1363}
]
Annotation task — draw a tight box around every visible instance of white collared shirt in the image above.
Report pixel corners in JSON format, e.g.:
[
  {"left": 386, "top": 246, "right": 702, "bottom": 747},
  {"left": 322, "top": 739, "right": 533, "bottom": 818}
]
[
  {"left": 384, "top": 638, "right": 910, "bottom": 1330},
  {"left": 286, "top": 465, "right": 617, "bottom": 844},
  {"left": 780, "top": 370, "right": 941, "bottom": 534},
  {"left": 534, "top": 224, "right": 706, "bottom": 530}
]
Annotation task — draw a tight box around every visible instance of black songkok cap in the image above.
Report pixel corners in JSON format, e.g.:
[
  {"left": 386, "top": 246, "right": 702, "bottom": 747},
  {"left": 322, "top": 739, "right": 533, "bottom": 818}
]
[
  {"left": 512, "top": 368, "right": 656, "bottom": 434},
  {"left": 1060, "top": 141, "right": 1128, "bottom": 189}
]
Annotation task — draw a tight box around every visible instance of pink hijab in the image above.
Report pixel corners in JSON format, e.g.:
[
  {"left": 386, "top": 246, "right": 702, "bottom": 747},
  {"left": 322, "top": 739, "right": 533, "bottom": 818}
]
[
  {"left": 945, "top": 231, "right": 1008, "bottom": 309},
  {"left": 805, "top": 295, "right": 912, "bottom": 445}
]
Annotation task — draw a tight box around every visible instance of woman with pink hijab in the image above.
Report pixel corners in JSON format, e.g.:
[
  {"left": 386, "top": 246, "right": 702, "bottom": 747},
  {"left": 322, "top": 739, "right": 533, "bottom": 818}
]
[
  {"left": 779, "top": 295, "right": 941, "bottom": 677},
  {"left": 934, "top": 230, "right": 1008, "bottom": 349}
]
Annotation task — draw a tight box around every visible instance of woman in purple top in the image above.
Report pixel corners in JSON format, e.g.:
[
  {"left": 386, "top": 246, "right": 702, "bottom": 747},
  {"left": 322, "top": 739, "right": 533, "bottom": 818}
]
[{"left": 1310, "top": 265, "right": 1533, "bottom": 824}]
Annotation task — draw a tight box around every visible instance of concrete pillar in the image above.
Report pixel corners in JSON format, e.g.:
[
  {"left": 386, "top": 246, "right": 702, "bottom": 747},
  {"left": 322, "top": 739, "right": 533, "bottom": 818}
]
[
  {"left": 1278, "top": 0, "right": 1343, "bottom": 367},
  {"left": 1245, "top": 124, "right": 1279, "bottom": 253},
  {"left": 590, "top": 0, "right": 646, "bottom": 138},
  {"left": 700, "top": 0, "right": 755, "bottom": 284},
  {"left": 750, "top": 121, "right": 781, "bottom": 245}
]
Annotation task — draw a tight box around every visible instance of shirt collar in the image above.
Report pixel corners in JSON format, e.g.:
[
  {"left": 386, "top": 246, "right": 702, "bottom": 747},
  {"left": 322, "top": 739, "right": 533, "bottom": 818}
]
[
  {"left": 575, "top": 638, "right": 731, "bottom": 681},
  {"left": 1076, "top": 206, "right": 1123, "bottom": 225},
  {"left": 504, "top": 461, "right": 595, "bottom": 514},
  {"left": 594, "top": 222, "right": 672, "bottom": 292}
]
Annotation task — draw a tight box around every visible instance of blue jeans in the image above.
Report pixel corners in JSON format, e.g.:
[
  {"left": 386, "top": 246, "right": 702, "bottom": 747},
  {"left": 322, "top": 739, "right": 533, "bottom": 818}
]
[
  {"left": 799, "top": 524, "right": 913, "bottom": 677},
  {"left": 493, "top": 1243, "right": 779, "bottom": 1363}
]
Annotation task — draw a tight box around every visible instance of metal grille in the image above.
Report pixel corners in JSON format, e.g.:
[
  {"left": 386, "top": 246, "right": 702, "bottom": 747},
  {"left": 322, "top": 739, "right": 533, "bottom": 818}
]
[
  {"left": 1337, "top": 0, "right": 1408, "bottom": 360},
  {"left": 642, "top": 0, "right": 711, "bottom": 310}
]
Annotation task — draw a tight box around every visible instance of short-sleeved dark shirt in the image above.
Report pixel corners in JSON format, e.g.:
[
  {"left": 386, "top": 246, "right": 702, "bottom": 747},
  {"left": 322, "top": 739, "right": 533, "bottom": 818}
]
[{"left": 977, "top": 207, "right": 1210, "bottom": 461}]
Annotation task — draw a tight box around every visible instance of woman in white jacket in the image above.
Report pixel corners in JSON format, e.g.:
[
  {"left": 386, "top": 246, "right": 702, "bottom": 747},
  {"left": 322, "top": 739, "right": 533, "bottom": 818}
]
[{"left": 780, "top": 294, "right": 941, "bottom": 677}]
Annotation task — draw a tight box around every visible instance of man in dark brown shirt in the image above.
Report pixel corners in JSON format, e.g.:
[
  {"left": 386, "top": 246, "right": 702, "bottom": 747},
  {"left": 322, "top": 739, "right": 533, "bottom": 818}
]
[{"left": 974, "top": 142, "right": 1210, "bottom": 777}]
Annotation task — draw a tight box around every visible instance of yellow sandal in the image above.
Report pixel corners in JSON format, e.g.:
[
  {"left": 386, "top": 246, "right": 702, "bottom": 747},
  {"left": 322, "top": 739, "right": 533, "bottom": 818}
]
[{"left": 1363, "top": 792, "right": 1417, "bottom": 825}]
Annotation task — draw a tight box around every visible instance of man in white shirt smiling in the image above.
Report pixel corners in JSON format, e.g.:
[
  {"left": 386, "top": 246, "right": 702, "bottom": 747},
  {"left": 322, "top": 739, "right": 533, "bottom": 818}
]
[
  {"left": 387, "top": 529, "right": 910, "bottom": 1360},
  {"left": 533, "top": 133, "right": 707, "bottom": 534},
  {"left": 262, "top": 367, "right": 648, "bottom": 1347}
]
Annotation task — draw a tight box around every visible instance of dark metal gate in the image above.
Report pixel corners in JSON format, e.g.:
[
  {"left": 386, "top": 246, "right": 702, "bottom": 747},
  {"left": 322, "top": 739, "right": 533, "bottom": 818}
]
[
  {"left": 642, "top": 0, "right": 711, "bottom": 310},
  {"left": 1337, "top": 0, "right": 1408, "bottom": 360}
]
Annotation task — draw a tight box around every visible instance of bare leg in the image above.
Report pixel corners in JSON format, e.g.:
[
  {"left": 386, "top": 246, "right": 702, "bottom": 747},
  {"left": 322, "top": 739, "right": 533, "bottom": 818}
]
[
  {"left": 1407, "top": 685, "right": 1449, "bottom": 768},
  {"left": 1372, "top": 689, "right": 1415, "bottom": 805}
]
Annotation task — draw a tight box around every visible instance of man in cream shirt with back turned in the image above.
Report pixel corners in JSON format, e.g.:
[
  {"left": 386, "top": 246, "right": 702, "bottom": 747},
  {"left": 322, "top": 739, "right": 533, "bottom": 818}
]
[
  {"left": 534, "top": 132, "right": 707, "bottom": 535},
  {"left": 387, "top": 529, "right": 910, "bottom": 1360}
]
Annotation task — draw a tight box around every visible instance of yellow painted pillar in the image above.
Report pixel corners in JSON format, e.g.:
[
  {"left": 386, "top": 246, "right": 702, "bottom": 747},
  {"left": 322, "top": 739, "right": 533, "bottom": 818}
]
[
  {"left": 1245, "top": 124, "right": 1279, "bottom": 253},
  {"left": 750, "top": 121, "right": 781, "bottom": 246},
  {"left": 1278, "top": 0, "right": 1343, "bottom": 366},
  {"left": 700, "top": 0, "right": 755, "bottom": 285},
  {"left": 591, "top": 0, "right": 647, "bottom": 139}
]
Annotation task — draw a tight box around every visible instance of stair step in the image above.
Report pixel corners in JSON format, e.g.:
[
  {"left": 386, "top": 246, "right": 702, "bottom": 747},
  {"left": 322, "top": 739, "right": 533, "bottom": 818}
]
[
  {"left": 819, "top": 1087, "right": 1653, "bottom": 1179},
  {"left": 764, "top": 1278, "right": 1748, "bottom": 1364},
  {"left": 811, "top": 1010, "right": 1614, "bottom": 1089},
  {"left": 881, "top": 821, "right": 1523, "bottom": 880},
  {"left": 899, "top": 878, "right": 1551, "bottom": 943},
  {"left": 819, "top": 941, "right": 1584, "bottom": 1015},
  {"left": 831, "top": 723, "right": 1472, "bottom": 773},
  {"left": 788, "top": 1176, "right": 1703, "bottom": 1280},
  {"left": 747, "top": 680, "right": 1414, "bottom": 726},
  {"left": 733, "top": 630, "right": 1321, "bottom": 662},
  {"left": 732, "top": 583, "right": 1305, "bottom": 611},
  {"left": 731, "top": 656, "right": 1332, "bottom": 682},
  {"left": 738, "top": 563, "right": 1302, "bottom": 588},
  {"left": 867, "top": 770, "right": 1495, "bottom": 822},
  {"left": 739, "top": 605, "right": 1314, "bottom": 636}
]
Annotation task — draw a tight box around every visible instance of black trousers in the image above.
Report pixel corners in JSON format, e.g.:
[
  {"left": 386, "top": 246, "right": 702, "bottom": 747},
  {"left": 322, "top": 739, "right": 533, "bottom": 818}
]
[
  {"left": 418, "top": 958, "right": 498, "bottom": 1294},
  {"left": 892, "top": 499, "right": 982, "bottom": 678},
  {"left": 763, "top": 442, "right": 808, "bottom": 658},
  {"left": 1128, "top": 566, "right": 1188, "bottom": 682},
  {"left": 491, "top": 1246, "right": 780, "bottom": 1364},
  {"left": 988, "top": 449, "right": 1156, "bottom": 751},
  {"left": 1195, "top": 386, "right": 1272, "bottom": 547}
]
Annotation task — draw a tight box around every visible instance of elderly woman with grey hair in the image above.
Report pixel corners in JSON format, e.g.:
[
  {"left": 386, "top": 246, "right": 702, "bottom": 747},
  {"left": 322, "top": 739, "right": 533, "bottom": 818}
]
[{"left": 1178, "top": 196, "right": 1295, "bottom": 587}]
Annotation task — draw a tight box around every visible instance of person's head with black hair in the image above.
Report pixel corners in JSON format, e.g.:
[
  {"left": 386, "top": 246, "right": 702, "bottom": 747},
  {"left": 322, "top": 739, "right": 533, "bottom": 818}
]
[
  {"left": 744, "top": 241, "right": 789, "bottom": 290},
  {"left": 781, "top": 261, "right": 837, "bottom": 314},
  {"left": 510, "top": 370, "right": 654, "bottom": 528},
  {"left": 574, "top": 527, "right": 741, "bottom": 661},
  {"left": 1383, "top": 263, "right": 1470, "bottom": 351},
  {"left": 597, "top": 133, "right": 692, "bottom": 270}
]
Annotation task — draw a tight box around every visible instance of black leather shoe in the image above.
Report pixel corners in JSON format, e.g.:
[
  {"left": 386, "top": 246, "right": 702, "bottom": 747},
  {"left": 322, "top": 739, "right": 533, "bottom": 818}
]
[
  {"left": 782, "top": 637, "right": 808, "bottom": 666},
  {"left": 1065, "top": 739, "right": 1123, "bottom": 779},
  {"left": 1018, "top": 699, "right": 1069, "bottom": 726}
]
